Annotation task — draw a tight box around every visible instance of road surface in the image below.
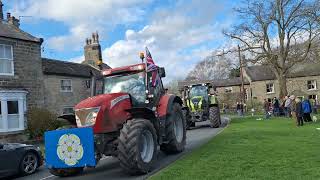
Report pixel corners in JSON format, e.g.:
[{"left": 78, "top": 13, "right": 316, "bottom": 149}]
[{"left": 17, "top": 118, "right": 229, "bottom": 180}]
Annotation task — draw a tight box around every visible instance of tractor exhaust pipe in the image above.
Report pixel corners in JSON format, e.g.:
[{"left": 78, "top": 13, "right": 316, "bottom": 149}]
[{"left": 90, "top": 71, "right": 96, "bottom": 97}]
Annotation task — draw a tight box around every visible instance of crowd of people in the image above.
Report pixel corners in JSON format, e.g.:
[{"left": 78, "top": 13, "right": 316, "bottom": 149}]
[{"left": 263, "top": 95, "right": 318, "bottom": 127}]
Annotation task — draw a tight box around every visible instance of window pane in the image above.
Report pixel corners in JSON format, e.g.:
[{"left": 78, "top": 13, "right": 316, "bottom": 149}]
[
  {"left": 0, "top": 102, "right": 1, "bottom": 115},
  {"left": 0, "top": 45, "right": 4, "bottom": 59},
  {"left": 4, "top": 45, "right": 12, "bottom": 59},
  {"left": 62, "top": 80, "right": 71, "bottom": 86},
  {"left": 0, "top": 115, "right": 2, "bottom": 129},
  {"left": 0, "top": 59, "right": 13, "bottom": 74},
  {"left": 8, "top": 101, "right": 18, "bottom": 114},
  {"left": 8, "top": 114, "right": 19, "bottom": 129}
]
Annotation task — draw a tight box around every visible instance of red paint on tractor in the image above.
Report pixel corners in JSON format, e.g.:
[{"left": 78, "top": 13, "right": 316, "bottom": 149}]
[
  {"left": 157, "top": 94, "right": 173, "bottom": 117},
  {"left": 75, "top": 93, "right": 132, "bottom": 133}
]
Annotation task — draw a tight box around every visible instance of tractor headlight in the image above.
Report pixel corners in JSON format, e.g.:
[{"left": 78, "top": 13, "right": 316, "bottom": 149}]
[{"left": 75, "top": 107, "right": 100, "bottom": 127}]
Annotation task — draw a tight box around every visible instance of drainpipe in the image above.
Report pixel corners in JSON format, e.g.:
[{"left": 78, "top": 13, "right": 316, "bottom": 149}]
[{"left": 90, "top": 71, "right": 96, "bottom": 97}]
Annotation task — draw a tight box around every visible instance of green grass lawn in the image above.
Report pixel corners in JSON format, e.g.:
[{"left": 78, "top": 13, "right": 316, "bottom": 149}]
[{"left": 150, "top": 115, "right": 320, "bottom": 180}]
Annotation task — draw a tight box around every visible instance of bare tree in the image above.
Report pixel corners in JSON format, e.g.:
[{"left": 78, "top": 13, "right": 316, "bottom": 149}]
[
  {"left": 224, "top": 0, "right": 320, "bottom": 98},
  {"left": 186, "top": 53, "right": 237, "bottom": 81}
]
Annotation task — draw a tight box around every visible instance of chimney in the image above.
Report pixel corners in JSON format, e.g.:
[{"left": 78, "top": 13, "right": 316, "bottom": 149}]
[
  {"left": 83, "top": 32, "right": 103, "bottom": 69},
  {"left": 7, "top": 13, "right": 20, "bottom": 28},
  {"left": 0, "top": 0, "right": 3, "bottom": 21}
]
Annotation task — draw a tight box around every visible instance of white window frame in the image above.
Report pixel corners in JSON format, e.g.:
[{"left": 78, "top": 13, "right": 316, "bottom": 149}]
[
  {"left": 225, "top": 87, "right": 233, "bottom": 93},
  {"left": 0, "top": 90, "right": 27, "bottom": 133},
  {"left": 308, "top": 95, "right": 318, "bottom": 100},
  {"left": 0, "top": 44, "right": 14, "bottom": 76},
  {"left": 62, "top": 106, "right": 74, "bottom": 115},
  {"left": 307, "top": 80, "right": 317, "bottom": 90},
  {"left": 60, "top": 79, "right": 73, "bottom": 92},
  {"left": 266, "top": 83, "right": 275, "bottom": 94}
]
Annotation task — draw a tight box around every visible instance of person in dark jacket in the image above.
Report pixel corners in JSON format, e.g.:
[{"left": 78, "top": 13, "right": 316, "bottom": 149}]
[
  {"left": 295, "top": 98, "right": 304, "bottom": 126},
  {"left": 273, "top": 97, "right": 280, "bottom": 116},
  {"left": 302, "top": 98, "right": 312, "bottom": 122},
  {"left": 264, "top": 99, "right": 270, "bottom": 119}
]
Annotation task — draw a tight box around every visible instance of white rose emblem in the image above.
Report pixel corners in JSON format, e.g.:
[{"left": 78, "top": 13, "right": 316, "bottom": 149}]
[{"left": 57, "top": 134, "right": 84, "bottom": 166}]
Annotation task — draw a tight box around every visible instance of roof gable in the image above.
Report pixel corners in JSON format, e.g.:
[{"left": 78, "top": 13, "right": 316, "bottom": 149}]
[{"left": 0, "top": 21, "right": 41, "bottom": 42}]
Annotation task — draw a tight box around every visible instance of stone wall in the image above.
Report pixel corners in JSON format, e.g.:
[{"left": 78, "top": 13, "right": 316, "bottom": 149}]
[
  {"left": 43, "top": 75, "right": 93, "bottom": 115},
  {"left": 0, "top": 37, "right": 45, "bottom": 108},
  {"left": 249, "top": 76, "right": 320, "bottom": 102},
  {"left": 216, "top": 85, "right": 250, "bottom": 107}
]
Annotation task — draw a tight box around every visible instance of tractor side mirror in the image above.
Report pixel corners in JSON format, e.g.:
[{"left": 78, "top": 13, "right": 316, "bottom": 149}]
[{"left": 159, "top": 67, "right": 166, "bottom": 78}]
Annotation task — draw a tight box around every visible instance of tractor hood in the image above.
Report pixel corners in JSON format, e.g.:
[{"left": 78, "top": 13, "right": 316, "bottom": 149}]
[
  {"left": 75, "top": 93, "right": 130, "bottom": 110},
  {"left": 74, "top": 93, "right": 132, "bottom": 133}
]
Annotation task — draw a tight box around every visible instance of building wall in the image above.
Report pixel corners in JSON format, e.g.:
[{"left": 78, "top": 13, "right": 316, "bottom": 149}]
[
  {"left": 249, "top": 76, "right": 320, "bottom": 102},
  {"left": 250, "top": 80, "right": 280, "bottom": 102},
  {"left": 287, "top": 76, "right": 320, "bottom": 99},
  {"left": 0, "top": 37, "right": 45, "bottom": 108},
  {"left": 216, "top": 85, "right": 250, "bottom": 107},
  {"left": 43, "top": 75, "right": 92, "bottom": 115}
]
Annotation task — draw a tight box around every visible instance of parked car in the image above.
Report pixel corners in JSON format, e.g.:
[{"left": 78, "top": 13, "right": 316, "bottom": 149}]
[{"left": 0, "top": 143, "right": 43, "bottom": 178}]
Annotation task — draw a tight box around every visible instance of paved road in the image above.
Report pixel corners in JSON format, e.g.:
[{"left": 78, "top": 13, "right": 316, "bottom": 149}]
[{"left": 17, "top": 118, "right": 229, "bottom": 180}]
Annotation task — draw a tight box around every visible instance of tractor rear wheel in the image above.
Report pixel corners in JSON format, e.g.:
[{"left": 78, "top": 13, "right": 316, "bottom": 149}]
[
  {"left": 118, "top": 119, "right": 157, "bottom": 175},
  {"left": 209, "top": 106, "right": 221, "bottom": 128},
  {"left": 160, "top": 103, "right": 186, "bottom": 154},
  {"left": 49, "top": 167, "right": 84, "bottom": 177}
]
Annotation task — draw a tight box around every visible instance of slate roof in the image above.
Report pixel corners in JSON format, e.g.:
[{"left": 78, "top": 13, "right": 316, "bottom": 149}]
[
  {"left": 244, "top": 65, "right": 276, "bottom": 81},
  {"left": 244, "top": 63, "right": 320, "bottom": 81},
  {"left": 42, "top": 58, "right": 102, "bottom": 78},
  {"left": 0, "top": 21, "right": 41, "bottom": 43},
  {"left": 213, "top": 77, "right": 250, "bottom": 87}
]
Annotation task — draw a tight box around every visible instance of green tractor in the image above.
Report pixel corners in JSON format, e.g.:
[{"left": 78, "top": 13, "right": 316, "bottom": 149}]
[{"left": 181, "top": 83, "right": 221, "bottom": 129}]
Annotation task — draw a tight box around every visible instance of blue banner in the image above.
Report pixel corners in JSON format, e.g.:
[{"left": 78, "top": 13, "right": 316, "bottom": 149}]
[{"left": 45, "top": 127, "right": 96, "bottom": 168}]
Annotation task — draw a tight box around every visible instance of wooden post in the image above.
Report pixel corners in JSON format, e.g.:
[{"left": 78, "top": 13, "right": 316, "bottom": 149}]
[{"left": 238, "top": 45, "right": 245, "bottom": 104}]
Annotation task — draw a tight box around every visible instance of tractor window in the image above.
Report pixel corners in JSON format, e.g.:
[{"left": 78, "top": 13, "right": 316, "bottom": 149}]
[
  {"left": 104, "top": 72, "right": 146, "bottom": 104},
  {"left": 189, "top": 86, "right": 208, "bottom": 98}
]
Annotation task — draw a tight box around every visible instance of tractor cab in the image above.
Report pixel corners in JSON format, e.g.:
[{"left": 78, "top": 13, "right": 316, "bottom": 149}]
[
  {"left": 185, "top": 84, "right": 211, "bottom": 112},
  {"left": 102, "top": 63, "right": 166, "bottom": 108}
]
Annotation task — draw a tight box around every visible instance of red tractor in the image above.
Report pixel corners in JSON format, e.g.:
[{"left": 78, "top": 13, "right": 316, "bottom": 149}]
[{"left": 48, "top": 58, "right": 186, "bottom": 176}]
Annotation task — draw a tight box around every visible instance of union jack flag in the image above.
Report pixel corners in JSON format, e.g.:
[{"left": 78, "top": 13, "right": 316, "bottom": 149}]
[
  {"left": 146, "top": 47, "right": 157, "bottom": 72},
  {"left": 145, "top": 47, "right": 159, "bottom": 86}
]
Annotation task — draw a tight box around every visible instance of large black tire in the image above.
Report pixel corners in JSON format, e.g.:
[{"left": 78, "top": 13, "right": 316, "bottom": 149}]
[
  {"left": 118, "top": 119, "right": 157, "bottom": 175},
  {"left": 209, "top": 106, "right": 221, "bottom": 128},
  {"left": 183, "top": 109, "right": 194, "bottom": 130},
  {"left": 19, "top": 152, "right": 39, "bottom": 175},
  {"left": 160, "top": 103, "right": 186, "bottom": 154},
  {"left": 49, "top": 168, "right": 84, "bottom": 177}
]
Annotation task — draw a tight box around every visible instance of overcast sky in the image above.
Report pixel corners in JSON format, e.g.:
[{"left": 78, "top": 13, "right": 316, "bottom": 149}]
[{"left": 3, "top": 0, "right": 239, "bottom": 82}]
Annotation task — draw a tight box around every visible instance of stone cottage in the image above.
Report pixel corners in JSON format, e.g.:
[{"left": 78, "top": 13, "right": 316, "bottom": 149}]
[
  {"left": 244, "top": 63, "right": 320, "bottom": 103},
  {"left": 178, "top": 63, "right": 320, "bottom": 109},
  {"left": 0, "top": 1, "right": 109, "bottom": 141}
]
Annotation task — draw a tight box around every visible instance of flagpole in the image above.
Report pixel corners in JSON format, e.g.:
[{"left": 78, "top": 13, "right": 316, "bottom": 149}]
[{"left": 145, "top": 47, "right": 149, "bottom": 99}]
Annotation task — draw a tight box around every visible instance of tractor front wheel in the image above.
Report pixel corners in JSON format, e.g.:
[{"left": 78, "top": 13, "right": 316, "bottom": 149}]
[
  {"left": 118, "top": 119, "right": 157, "bottom": 175},
  {"left": 49, "top": 167, "right": 84, "bottom": 177},
  {"left": 160, "top": 103, "right": 186, "bottom": 154},
  {"left": 209, "top": 106, "right": 221, "bottom": 128}
]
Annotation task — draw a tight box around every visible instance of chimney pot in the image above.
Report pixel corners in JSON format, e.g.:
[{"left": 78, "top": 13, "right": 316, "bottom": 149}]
[
  {"left": 96, "top": 32, "right": 99, "bottom": 43},
  {"left": 7, "top": 15, "right": 20, "bottom": 28}
]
